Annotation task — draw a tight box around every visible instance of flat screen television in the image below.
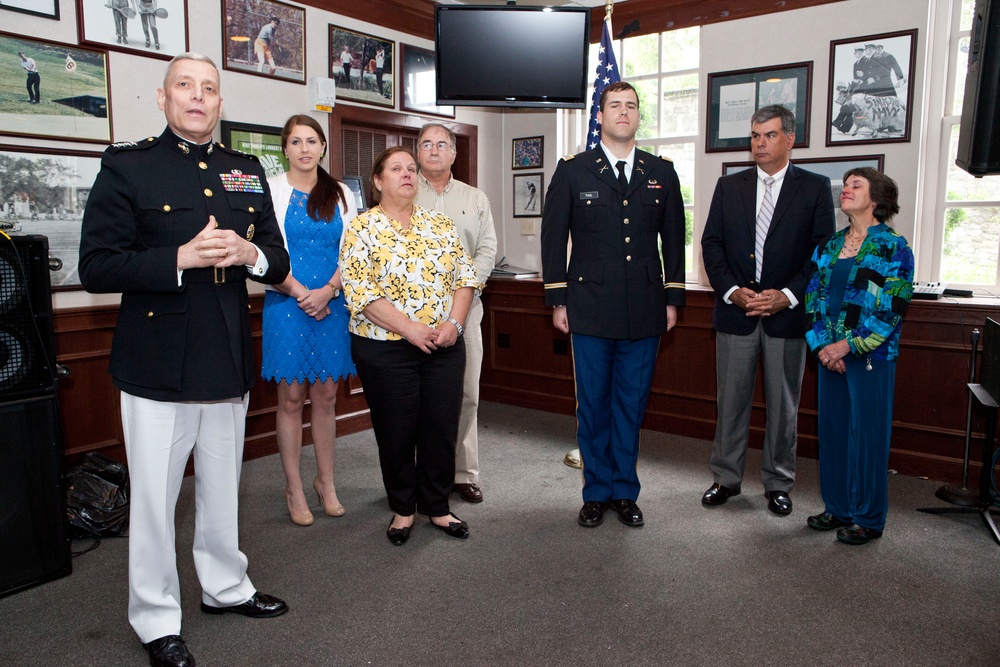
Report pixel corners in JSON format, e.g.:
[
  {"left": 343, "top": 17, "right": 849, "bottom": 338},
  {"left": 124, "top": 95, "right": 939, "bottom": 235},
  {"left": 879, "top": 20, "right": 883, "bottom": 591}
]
[{"left": 435, "top": 5, "right": 592, "bottom": 109}]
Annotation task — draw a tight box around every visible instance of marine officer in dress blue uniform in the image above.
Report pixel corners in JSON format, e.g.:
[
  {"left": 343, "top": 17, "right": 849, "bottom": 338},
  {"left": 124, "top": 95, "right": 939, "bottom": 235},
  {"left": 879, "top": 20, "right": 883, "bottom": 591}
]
[
  {"left": 541, "top": 81, "right": 686, "bottom": 529},
  {"left": 79, "top": 53, "right": 291, "bottom": 667}
]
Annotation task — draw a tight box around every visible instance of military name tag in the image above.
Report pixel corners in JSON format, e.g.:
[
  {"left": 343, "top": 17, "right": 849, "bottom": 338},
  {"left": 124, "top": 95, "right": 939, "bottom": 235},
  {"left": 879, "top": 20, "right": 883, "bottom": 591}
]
[
  {"left": 579, "top": 191, "right": 599, "bottom": 200},
  {"left": 220, "top": 170, "right": 263, "bottom": 193}
]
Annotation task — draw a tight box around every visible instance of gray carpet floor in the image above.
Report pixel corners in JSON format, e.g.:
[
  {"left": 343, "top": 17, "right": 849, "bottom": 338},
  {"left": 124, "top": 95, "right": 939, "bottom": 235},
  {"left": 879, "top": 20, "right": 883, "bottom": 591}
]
[{"left": 2, "top": 401, "right": 999, "bottom": 666}]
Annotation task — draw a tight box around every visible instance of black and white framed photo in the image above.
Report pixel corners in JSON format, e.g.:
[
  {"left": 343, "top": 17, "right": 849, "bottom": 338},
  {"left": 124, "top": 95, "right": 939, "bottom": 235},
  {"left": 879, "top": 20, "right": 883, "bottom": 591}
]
[
  {"left": 827, "top": 29, "right": 917, "bottom": 146},
  {"left": 0, "top": 144, "right": 103, "bottom": 288},
  {"left": 706, "top": 61, "right": 812, "bottom": 152},
  {"left": 77, "top": 0, "right": 189, "bottom": 60},
  {"left": 512, "top": 136, "right": 543, "bottom": 170},
  {"left": 512, "top": 173, "right": 543, "bottom": 218},
  {"left": 329, "top": 25, "right": 394, "bottom": 108},
  {"left": 220, "top": 120, "right": 288, "bottom": 178},
  {"left": 399, "top": 43, "right": 453, "bottom": 118},
  {"left": 0, "top": 0, "right": 59, "bottom": 20},
  {"left": 724, "top": 154, "right": 885, "bottom": 228},
  {"left": 223, "top": 0, "right": 306, "bottom": 83},
  {"left": 0, "top": 32, "right": 112, "bottom": 144},
  {"left": 342, "top": 176, "right": 366, "bottom": 215}
]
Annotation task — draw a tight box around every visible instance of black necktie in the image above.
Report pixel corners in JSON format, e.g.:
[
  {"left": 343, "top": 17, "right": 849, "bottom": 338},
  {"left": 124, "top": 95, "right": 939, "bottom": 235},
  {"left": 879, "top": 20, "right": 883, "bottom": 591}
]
[{"left": 616, "top": 160, "right": 628, "bottom": 193}]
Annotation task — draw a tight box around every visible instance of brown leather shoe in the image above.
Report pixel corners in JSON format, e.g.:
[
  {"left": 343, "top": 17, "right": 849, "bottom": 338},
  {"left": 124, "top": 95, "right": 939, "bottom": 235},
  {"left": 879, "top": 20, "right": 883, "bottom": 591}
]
[{"left": 454, "top": 483, "right": 484, "bottom": 503}]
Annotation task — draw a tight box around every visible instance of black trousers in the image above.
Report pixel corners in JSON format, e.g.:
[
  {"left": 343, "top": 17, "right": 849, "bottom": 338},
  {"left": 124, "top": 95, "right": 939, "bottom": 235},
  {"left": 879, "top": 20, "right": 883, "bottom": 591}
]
[
  {"left": 351, "top": 334, "right": 465, "bottom": 517},
  {"left": 26, "top": 72, "right": 40, "bottom": 103}
]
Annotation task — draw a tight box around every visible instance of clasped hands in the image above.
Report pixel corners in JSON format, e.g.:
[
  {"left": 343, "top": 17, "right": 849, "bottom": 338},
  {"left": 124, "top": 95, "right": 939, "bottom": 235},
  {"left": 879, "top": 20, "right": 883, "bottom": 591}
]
[
  {"left": 403, "top": 319, "right": 461, "bottom": 354},
  {"left": 817, "top": 340, "right": 850, "bottom": 374},
  {"left": 177, "top": 215, "right": 258, "bottom": 271},
  {"left": 732, "top": 287, "right": 790, "bottom": 317}
]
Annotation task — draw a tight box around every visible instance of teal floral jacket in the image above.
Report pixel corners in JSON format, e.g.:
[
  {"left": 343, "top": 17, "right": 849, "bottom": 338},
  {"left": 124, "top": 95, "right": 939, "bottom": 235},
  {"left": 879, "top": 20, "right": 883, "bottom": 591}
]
[{"left": 804, "top": 223, "right": 914, "bottom": 361}]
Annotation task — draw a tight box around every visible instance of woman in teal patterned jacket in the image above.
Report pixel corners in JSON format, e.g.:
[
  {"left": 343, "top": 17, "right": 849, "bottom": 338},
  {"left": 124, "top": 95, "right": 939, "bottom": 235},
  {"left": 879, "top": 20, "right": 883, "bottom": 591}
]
[{"left": 804, "top": 167, "right": 914, "bottom": 545}]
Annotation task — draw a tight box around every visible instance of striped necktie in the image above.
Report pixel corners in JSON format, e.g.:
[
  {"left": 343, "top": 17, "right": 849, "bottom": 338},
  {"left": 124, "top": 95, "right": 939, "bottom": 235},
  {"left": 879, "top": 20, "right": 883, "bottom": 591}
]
[{"left": 755, "top": 176, "right": 775, "bottom": 283}]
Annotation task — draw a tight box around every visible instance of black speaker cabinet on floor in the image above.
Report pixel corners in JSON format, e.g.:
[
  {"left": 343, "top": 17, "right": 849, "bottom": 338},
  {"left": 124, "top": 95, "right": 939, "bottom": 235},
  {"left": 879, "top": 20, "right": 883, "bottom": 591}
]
[
  {"left": 0, "top": 234, "right": 57, "bottom": 402},
  {"left": 956, "top": 0, "right": 1000, "bottom": 175},
  {"left": 0, "top": 395, "right": 71, "bottom": 597}
]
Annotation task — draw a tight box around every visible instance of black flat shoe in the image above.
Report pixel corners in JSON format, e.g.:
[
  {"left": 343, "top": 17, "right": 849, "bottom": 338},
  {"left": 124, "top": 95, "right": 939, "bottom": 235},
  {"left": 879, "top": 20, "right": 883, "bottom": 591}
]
[
  {"left": 807, "top": 512, "right": 850, "bottom": 531},
  {"left": 432, "top": 513, "right": 469, "bottom": 539},
  {"left": 200, "top": 592, "right": 287, "bottom": 618},
  {"left": 608, "top": 499, "right": 644, "bottom": 527},
  {"left": 387, "top": 518, "right": 412, "bottom": 546},
  {"left": 702, "top": 483, "right": 741, "bottom": 506},
  {"left": 145, "top": 635, "right": 195, "bottom": 667},
  {"left": 764, "top": 490, "right": 793, "bottom": 515},
  {"left": 837, "top": 524, "right": 883, "bottom": 545},
  {"left": 578, "top": 501, "right": 608, "bottom": 527}
]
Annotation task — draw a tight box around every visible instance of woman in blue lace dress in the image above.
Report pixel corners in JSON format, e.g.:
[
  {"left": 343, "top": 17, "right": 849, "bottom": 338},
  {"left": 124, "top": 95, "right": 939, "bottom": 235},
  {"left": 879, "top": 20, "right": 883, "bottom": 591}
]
[{"left": 262, "top": 115, "right": 356, "bottom": 526}]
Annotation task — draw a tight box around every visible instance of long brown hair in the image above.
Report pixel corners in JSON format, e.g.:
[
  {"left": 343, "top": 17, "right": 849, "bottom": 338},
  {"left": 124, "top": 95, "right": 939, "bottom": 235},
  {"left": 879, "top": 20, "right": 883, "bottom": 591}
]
[{"left": 280, "top": 114, "right": 347, "bottom": 221}]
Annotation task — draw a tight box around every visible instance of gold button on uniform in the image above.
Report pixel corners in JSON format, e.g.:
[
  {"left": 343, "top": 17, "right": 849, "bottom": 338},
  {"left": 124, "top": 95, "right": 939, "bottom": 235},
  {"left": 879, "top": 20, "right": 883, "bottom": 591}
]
[
  {"left": 147, "top": 311, "right": 154, "bottom": 317},
  {"left": 578, "top": 277, "right": 583, "bottom": 282},
  {"left": 625, "top": 237, "right": 631, "bottom": 243},
  {"left": 204, "top": 188, "right": 213, "bottom": 197},
  {"left": 248, "top": 206, "right": 255, "bottom": 213},
  {"left": 587, "top": 200, "right": 592, "bottom": 206},
  {"left": 623, "top": 199, "right": 629, "bottom": 206},
  {"left": 624, "top": 218, "right": 629, "bottom": 224},
  {"left": 626, "top": 255, "right": 632, "bottom": 261},
  {"left": 198, "top": 161, "right": 207, "bottom": 170},
  {"left": 162, "top": 204, "right": 171, "bottom": 212}
]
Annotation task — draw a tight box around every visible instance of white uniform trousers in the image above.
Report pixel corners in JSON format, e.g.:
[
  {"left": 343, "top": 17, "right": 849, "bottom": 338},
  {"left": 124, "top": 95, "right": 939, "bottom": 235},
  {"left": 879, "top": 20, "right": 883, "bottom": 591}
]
[
  {"left": 455, "top": 298, "right": 484, "bottom": 484},
  {"left": 121, "top": 391, "right": 256, "bottom": 643}
]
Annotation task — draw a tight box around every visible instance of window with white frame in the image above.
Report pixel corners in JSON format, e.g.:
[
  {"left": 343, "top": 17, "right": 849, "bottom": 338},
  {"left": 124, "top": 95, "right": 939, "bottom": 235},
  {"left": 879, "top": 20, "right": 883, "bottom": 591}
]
[
  {"left": 938, "top": 0, "right": 1000, "bottom": 291},
  {"left": 587, "top": 26, "right": 700, "bottom": 280}
]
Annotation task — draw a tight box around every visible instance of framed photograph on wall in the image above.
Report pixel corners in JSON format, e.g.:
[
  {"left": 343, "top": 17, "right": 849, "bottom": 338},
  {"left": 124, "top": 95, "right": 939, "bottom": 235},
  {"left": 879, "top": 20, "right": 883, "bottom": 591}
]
[
  {"left": 706, "top": 61, "right": 812, "bottom": 153},
  {"left": 724, "top": 154, "right": 885, "bottom": 228},
  {"left": 0, "top": 32, "right": 112, "bottom": 144},
  {"left": 1, "top": 0, "right": 59, "bottom": 20},
  {"left": 512, "top": 136, "right": 543, "bottom": 170},
  {"left": 77, "top": 0, "right": 189, "bottom": 60},
  {"left": 0, "top": 144, "right": 104, "bottom": 288},
  {"left": 512, "top": 173, "right": 543, "bottom": 218},
  {"left": 222, "top": 0, "right": 306, "bottom": 83},
  {"left": 220, "top": 121, "right": 288, "bottom": 178},
  {"left": 342, "top": 176, "right": 366, "bottom": 215},
  {"left": 329, "top": 25, "right": 394, "bottom": 108},
  {"left": 827, "top": 29, "right": 917, "bottom": 146},
  {"left": 399, "top": 43, "right": 453, "bottom": 118}
]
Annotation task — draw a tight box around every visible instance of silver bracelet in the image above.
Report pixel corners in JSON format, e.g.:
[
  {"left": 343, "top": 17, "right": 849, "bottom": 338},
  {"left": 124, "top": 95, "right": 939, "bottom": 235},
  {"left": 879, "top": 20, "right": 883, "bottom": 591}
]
[{"left": 446, "top": 317, "right": 464, "bottom": 336}]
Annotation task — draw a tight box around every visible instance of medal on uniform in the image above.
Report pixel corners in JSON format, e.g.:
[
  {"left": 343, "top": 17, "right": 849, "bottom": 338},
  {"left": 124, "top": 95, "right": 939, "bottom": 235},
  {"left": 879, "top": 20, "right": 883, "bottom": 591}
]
[{"left": 246, "top": 224, "right": 255, "bottom": 241}]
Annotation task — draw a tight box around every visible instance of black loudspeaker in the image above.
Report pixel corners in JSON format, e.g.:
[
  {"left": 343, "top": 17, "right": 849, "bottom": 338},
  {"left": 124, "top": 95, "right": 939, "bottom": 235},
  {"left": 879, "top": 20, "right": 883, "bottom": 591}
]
[
  {"left": 0, "top": 395, "right": 71, "bottom": 597},
  {"left": 956, "top": 0, "right": 1000, "bottom": 176},
  {"left": 0, "top": 234, "right": 57, "bottom": 401}
]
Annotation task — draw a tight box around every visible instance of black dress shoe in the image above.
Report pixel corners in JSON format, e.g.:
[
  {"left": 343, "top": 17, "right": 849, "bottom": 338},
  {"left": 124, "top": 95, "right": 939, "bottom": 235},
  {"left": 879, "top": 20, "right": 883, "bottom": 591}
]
[
  {"left": 432, "top": 512, "right": 469, "bottom": 539},
  {"left": 200, "top": 592, "right": 287, "bottom": 618},
  {"left": 807, "top": 512, "right": 850, "bottom": 531},
  {"left": 837, "top": 524, "right": 883, "bottom": 545},
  {"left": 387, "top": 522, "right": 411, "bottom": 546},
  {"left": 578, "top": 501, "right": 608, "bottom": 527},
  {"left": 146, "top": 635, "right": 195, "bottom": 667},
  {"left": 453, "top": 483, "right": 484, "bottom": 503},
  {"left": 701, "top": 483, "right": 741, "bottom": 506},
  {"left": 765, "top": 490, "right": 793, "bottom": 515},
  {"left": 608, "top": 499, "right": 644, "bottom": 527}
]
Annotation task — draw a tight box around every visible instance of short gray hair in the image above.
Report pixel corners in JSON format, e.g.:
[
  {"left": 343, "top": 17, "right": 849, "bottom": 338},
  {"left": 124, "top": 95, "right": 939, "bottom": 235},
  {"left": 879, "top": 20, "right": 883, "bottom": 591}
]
[
  {"left": 163, "top": 53, "right": 220, "bottom": 88},
  {"left": 418, "top": 123, "right": 456, "bottom": 149},
  {"left": 750, "top": 104, "right": 795, "bottom": 135}
]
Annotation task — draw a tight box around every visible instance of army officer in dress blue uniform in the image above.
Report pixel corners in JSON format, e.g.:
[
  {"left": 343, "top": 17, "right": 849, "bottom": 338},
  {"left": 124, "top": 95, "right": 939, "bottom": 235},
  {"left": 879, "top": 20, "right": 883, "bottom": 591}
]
[
  {"left": 79, "top": 53, "right": 290, "bottom": 667},
  {"left": 541, "top": 82, "right": 686, "bottom": 529}
]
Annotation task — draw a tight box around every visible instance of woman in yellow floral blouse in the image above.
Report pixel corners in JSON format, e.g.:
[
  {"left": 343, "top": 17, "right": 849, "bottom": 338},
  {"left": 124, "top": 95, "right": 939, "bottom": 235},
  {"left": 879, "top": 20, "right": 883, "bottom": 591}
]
[{"left": 341, "top": 146, "right": 483, "bottom": 546}]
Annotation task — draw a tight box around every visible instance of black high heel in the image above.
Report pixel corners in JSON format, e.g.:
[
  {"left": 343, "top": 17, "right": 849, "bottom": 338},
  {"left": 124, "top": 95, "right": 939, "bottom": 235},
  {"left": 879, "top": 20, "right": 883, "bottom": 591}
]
[{"left": 432, "top": 512, "right": 469, "bottom": 539}]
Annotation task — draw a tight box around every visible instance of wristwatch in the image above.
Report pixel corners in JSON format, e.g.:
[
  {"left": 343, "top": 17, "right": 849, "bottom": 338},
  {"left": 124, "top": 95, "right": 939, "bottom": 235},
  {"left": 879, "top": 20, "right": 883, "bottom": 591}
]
[
  {"left": 327, "top": 282, "right": 341, "bottom": 298},
  {"left": 446, "top": 317, "right": 464, "bottom": 336}
]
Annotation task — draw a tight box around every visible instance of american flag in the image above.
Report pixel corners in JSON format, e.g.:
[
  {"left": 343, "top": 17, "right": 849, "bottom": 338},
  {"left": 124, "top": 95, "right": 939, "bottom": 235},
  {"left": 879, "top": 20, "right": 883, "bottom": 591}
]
[{"left": 587, "top": 16, "right": 620, "bottom": 150}]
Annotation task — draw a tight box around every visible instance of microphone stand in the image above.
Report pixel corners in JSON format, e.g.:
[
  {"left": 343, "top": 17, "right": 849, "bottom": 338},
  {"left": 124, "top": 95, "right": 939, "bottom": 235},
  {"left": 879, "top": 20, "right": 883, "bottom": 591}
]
[{"left": 935, "top": 328, "right": 980, "bottom": 506}]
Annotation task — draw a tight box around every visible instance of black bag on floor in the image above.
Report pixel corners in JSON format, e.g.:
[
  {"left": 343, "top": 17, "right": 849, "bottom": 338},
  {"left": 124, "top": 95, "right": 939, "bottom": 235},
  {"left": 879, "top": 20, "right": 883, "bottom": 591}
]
[{"left": 65, "top": 452, "right": 130, "bottom": 538}]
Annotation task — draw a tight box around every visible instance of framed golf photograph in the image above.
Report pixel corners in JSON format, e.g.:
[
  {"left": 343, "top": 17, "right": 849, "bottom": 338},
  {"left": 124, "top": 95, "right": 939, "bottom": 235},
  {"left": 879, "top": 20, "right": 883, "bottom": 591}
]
[
  {"left": 342, "top": 175, "right": 366, "bottom": 215},
  {"left": 0, "top": 144, "right": 103, "bottom": 289},
  {"left": 220, "top": 120, "right": 288, "bottom": 178},
  {"left": 827, "top": 29, "right": 917, "bottom": 147},
  {"left": 77, "top": 0, "right": 189, "bottom": 60},
  {"left": 223, "top": 0, "right": 306, "bottom": 84},
  {"left": 512, "top": 173, "right": 543, "bottom": 218},
  {"left": 512, "top": 136, "right": 543, "bottom": 170},
  {"left": 329, "top": 24, "right": 394, "bottom": 109},
  {"left": 706, "top": 61, "right": 812, "bottom": 153},
  {"left": 0, "top": 32, "right": 112, "bottom": 144},
  {"left": 399, "top": 43, "right": 453, "bottom": 118},
  {"left": 0, "top": 0, "right": 59, "bottom": 20},
  {"left": 723, "top": 154, "right": 885, "bottom": 227}
]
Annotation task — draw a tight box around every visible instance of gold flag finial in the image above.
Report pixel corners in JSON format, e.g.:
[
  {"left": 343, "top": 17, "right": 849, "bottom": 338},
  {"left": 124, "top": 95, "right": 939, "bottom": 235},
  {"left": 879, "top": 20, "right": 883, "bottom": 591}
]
[{"left": 605, "top": 0, "right": 614, "bottom": 20}]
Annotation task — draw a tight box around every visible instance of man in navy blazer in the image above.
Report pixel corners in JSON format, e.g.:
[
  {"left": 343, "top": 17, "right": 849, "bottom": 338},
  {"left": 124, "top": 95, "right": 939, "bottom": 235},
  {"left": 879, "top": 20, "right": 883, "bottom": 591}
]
[
  {"left": 542, "top": 82, "right": 686, "bottom": 528},
  {"left": 700, "top": 105, "right": 835, "bottom": 515}
]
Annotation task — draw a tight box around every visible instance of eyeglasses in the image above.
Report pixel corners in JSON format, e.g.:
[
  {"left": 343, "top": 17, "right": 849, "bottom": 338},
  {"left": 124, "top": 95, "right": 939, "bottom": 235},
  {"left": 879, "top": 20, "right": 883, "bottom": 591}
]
[{"left": 419, "top": 141, "right": 454, "bottom": 152}]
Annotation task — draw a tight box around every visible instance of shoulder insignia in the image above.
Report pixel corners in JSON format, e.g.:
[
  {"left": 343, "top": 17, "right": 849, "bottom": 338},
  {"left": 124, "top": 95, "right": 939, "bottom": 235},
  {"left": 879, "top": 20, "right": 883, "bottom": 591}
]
[
  {"left": 661, "top": 155, "right": 673, "bottom": 162},
  {"left": 562, "top": 154, "right": 575, "bottom": 161},
  {"left": 108, "top": 137, "right": 157, "bottom": 152},
  {"left": 217, "top": 143, "right": 261, "bottom": 162}
]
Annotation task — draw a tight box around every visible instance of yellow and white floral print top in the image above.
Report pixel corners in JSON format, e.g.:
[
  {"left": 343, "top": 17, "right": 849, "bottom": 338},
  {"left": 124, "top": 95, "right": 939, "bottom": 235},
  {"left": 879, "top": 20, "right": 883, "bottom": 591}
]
[{"left": 341, "top": 204, "right": 483, "bottom": 340}]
